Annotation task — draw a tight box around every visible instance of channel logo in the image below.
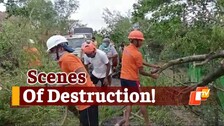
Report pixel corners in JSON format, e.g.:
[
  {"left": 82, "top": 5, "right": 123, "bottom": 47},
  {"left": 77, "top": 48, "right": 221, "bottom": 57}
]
[{"left": 189, "top": 86, "right": 210, "bottom": 105}]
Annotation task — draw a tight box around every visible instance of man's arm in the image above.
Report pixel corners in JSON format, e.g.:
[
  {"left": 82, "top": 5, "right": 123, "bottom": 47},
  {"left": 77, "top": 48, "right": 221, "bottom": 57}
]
[
  {"left": 105, "top": 62, "right": 111, "bottom": 78},
  {"left": 139, "top": 67, "right": 158, "bottom": 79},
  {"left": 80, "top": 50, "right": 84, "bottom": 60},
  {"left": 103, "top": 62, "right": 111, "bottom": 86},
  {"left": 83, "top": 55, "right": 90, "bottom": 73},
  {"left": 109, "top": 46, "right": 118, "bottom": 59},
  {"left": 84, "top": 64, "right": 89, "bottom": 73},
  {"left": 101, "top": 52, "right": 111, "bottom": 86},
  {"left": 135, "top": 55, "right": 158, "bottom": 79},
  {"left": 143, "top": 61, "right": 160, "bottom": 68},
  {"left": 109, "top": 54, "right": 118, "bottom": 59},
  {"left": 101, "top": 52, "right": 111, "bottom": 78}
]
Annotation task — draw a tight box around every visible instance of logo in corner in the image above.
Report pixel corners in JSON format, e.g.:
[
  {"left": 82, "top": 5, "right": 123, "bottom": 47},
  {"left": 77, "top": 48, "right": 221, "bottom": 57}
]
[{"left": 189, "top": 86, "right": 210, "bottom": 105}]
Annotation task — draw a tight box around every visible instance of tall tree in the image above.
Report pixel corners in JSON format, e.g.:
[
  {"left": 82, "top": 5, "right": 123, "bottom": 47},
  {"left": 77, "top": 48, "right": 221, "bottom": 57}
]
[{"left": 102, "top": 8, "right": 132, "bottom": 44}]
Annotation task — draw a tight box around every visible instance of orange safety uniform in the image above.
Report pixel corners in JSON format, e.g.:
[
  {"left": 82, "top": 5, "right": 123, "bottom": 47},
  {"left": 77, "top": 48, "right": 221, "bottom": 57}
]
[
  {"left": 120, "top": 43, "right": 143, "bottom": 81},
  {"left": 58, "top": 52, "right": 95, "bottom": 111}
]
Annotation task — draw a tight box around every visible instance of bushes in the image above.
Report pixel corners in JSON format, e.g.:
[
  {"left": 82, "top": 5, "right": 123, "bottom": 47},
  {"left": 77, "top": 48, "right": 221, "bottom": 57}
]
[{"left": 0, "top": 16, "right": 68, "bottom": 125}]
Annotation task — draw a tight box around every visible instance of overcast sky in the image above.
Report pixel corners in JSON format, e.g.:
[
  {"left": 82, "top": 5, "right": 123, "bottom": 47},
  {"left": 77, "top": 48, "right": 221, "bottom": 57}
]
[
  {"left": 0, "top": 0, "right": 137, "bottom": 30},
  {"left": 0, "top": 3, "right": 6, "bottom": 12},
  {"left": 70, "top": 0, "right": 137, "bottom": 30}
]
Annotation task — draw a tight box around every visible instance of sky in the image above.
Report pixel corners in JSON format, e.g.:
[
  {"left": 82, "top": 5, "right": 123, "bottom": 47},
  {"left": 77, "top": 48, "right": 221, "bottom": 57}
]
[
  {"left": 0, "top": 0, "right": 138, "bottom": 30},
  {"left": 70, "top": 0, "right": 137, "bottom": 30},
  {"left": 0, "top": 3, "right": 6, "bottom": 12}
]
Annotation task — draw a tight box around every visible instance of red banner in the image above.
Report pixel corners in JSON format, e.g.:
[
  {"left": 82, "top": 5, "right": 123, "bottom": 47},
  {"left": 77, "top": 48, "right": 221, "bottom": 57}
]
[{"left": 11, "top": 86, "right": 197, "bottom": 107}]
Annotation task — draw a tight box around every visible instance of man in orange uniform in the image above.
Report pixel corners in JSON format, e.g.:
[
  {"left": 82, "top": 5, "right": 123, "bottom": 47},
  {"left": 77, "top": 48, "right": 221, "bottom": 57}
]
[
  {"left": 46, "top": 35, "right": 98, "bottom": 126},
  {"left": 23, "top": 39, "right": 42, "bottom": 68},
  {"left": 120, "top": 30, "right": 160, "bottom": 126}
]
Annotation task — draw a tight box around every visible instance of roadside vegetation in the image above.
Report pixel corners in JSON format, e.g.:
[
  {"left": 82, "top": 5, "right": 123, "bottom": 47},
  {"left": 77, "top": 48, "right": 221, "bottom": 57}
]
[{"left": 0, "top": 0, "right": 224, "bottom": 125}]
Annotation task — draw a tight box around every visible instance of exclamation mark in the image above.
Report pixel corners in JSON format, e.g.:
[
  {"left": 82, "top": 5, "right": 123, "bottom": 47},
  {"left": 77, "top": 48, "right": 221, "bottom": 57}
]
[{"left": 151, "top": 89, "right": 155, "bottom": 103}]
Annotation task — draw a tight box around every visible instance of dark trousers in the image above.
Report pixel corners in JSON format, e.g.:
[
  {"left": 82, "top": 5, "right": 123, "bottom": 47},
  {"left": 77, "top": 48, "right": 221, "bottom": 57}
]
[
  {"left": 79, "top": 106, "right": 99, "bottom": 126},
  {"left": 90, "top": 74, "right": 106, "bottom": 87}
]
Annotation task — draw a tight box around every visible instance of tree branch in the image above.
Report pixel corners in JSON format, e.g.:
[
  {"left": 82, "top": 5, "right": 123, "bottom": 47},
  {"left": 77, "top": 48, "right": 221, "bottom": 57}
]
[
  {"left": 197, "top": 63, "right": 224, "bottom": 86},
  {"left": 60, "top": 107, "right": 68, "bottom": 126},
  {"left": 158, "top": 50, "right": 224, "bottom": 73},
  {"left": 214, "top": 85, "right": 224, "bottom": 92},
  {"left": 177, "top": 62, "right": 224, "bottom": 95}
]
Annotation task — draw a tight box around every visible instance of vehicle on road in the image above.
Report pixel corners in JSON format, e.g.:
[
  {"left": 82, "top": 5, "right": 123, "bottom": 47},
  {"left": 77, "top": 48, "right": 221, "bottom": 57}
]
[
  {"left": 73, "top": 27, "right": 93, "bottom": 40},
  {"left": 64, "top": 34, "right": 86, "bottom": 58},
  {"left": 63, "top": 27, "right": 94, "bottom": 58}
]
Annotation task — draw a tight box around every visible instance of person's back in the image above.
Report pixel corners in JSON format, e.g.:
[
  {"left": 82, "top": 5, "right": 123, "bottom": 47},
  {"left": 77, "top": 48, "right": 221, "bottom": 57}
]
[
  {"left": 59, "top": 52, "right": 95, "bottom": 110},
  {"left": 59, "top": 53, "right": 95, "bottom": 86},
  {"left": 120, "top": 30, "right": 159, "bottom": 126},
  {"left": 46, "top": 35, "right": 99, "bottom": 126},
  {"left": 121, "top": 43, "right": 142, "bottom": 81}
]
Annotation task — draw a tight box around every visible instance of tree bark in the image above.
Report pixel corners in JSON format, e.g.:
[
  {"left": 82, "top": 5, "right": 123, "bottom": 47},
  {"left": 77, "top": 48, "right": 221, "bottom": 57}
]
[
  {"left": 156, "top": 51, "right": 224, "bottom": 87},
  {"left": 158, "top": 50, "right": 224, "bottom": 74},
  {"left": 197, "top": 63, "right": 224, "bottom": 86}
]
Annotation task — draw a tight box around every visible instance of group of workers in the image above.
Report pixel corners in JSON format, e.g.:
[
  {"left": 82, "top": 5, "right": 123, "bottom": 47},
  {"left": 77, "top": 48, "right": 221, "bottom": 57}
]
[{"left": 45, "top": 29, "right": 160, "bottom": 126}]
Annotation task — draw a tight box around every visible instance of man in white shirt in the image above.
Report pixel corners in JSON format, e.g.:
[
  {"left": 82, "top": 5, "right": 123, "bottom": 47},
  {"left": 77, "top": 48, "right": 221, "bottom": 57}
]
[{"left": 82, "top": 42, "right": 112, "bottom": 86}]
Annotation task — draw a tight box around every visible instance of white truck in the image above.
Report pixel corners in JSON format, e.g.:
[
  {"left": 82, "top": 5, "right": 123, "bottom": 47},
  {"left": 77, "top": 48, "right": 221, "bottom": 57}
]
[
  {"left": 73, "top": 27, "right": 93, "bottom": 40},
  {"left": 65, "top": 27, "right": 93, "bottom": 58},
  {"left": 64, "top": 34, "right": 86, "bottom": 58}
]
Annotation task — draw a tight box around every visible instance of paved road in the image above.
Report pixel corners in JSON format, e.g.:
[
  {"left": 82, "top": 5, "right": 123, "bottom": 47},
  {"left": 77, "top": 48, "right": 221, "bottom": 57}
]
[
  {"left": 111, "top": 78, "right": 121, "bottom": 87},
  {"left": 94, "top": 78, "right": 121, "bottom": 87}
]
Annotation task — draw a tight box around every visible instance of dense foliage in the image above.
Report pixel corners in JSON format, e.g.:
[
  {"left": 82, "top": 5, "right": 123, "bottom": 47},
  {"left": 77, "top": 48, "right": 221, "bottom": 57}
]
[{"left": 0, "top": 0, "right": 224, "bottom": 125}]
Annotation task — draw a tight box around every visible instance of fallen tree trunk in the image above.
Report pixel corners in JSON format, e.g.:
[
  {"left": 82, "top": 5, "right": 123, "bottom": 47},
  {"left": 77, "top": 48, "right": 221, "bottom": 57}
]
[
  {"left": 171, "top": 62, "right": 224, "bottom": 94},
  {"left": 156, "top": 51, "right": 224, "bottom": 88},
  {"left": 158, "top": 50, "right": 224, "bottom": 74},
  {"left": 197, "top": 63, "right": 224, "bottom": 86}
]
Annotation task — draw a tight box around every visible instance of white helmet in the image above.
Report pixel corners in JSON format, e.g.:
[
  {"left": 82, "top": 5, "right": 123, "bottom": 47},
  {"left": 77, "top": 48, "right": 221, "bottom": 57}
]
[{"left": 46, "top": 35, "right": 68, "bottom": 52}]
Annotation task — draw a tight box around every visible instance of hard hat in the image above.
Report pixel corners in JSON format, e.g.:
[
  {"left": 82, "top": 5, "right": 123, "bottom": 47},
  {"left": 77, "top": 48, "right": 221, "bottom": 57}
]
[
  {"left": 128, "top": 30, "right": 144, "bottom": 40},
  {"left": 81, "top": 41, "right": 96, "bottom": 54},
  {"left": 46, "top": 35, "right": 68, "bottom": 52}
]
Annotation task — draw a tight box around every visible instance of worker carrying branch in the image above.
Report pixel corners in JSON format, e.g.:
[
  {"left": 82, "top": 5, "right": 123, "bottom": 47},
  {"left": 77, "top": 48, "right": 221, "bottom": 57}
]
[{"left": 120, "top": 29, "right": 160, "bottom": 126}]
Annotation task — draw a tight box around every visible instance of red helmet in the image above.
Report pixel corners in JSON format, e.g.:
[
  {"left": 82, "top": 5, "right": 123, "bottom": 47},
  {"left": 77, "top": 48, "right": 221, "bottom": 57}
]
[
  {"left": 128, "top": 30, "right": 144, "bottom": 40},
  {"left": 81, "top": 41, "right": 96, "bottom": 54}
]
